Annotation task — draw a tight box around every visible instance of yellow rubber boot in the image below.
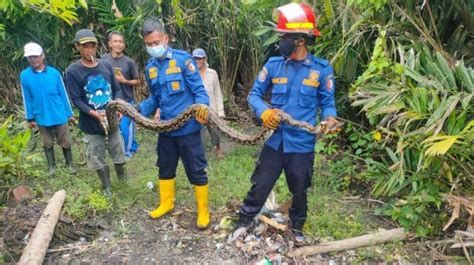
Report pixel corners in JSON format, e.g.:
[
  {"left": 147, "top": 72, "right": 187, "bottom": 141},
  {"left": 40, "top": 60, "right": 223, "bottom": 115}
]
[
  {"left": 149, "top": 179, "right": 175, "bottom": 219},
  {"left": 194, "top": 184, "right": 210, "bottom": 229}
]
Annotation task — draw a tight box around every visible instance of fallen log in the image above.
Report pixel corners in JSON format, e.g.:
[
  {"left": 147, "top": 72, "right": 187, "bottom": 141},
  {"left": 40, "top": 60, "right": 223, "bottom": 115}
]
[
  {"left": 18, "top": 190, "right": 67, "bottom": 265},
  {"left": 287, "top": 228, "right": 408, "bottom": 257}
]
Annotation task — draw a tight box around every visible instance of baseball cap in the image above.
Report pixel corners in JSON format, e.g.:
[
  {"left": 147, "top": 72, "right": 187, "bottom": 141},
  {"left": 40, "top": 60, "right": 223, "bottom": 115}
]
[
  {"left": 23, "top": 42, "right": 43, "bottom": 57},
  {"left": 74, "top": 29, "right": 98, "bottom": 44},
  {"left": 192, "top": 48, "right": 206, "bottom": 58}
]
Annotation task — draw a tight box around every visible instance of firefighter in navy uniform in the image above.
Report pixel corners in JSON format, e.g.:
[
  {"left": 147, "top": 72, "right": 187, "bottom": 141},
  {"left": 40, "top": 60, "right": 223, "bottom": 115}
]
[
  {"left": 236, "top": 3, "right": 339, "bottom": 244},
  {"left": 136, "top": 18, "right": 211, "bottom": 230}
]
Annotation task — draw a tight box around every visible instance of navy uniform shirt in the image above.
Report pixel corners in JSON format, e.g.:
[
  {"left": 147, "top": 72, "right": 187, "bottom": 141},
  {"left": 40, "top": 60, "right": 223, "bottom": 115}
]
[
  {"left": 139, "top": 48, "right": 209, "bottom": 137},
  {"left": 248, "top": 54, "right": 337, "bottom": 153}
]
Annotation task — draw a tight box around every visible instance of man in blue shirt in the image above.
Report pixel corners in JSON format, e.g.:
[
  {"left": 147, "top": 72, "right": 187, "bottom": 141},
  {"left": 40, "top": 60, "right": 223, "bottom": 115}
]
[
  {"left": 236, "top": 3, "right": 338, "bottom": 244},
  {"left": 136, "top": 18, "right": 211, "bottom": 229},
  {"left": 20, "top": 42, "right": 76, "bottom": 176}
]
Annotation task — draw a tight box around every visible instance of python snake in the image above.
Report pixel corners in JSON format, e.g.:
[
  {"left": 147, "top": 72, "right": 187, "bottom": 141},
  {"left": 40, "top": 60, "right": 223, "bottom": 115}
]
[{"left": 104, "top": 99, "right": 342, "bottom": 145}]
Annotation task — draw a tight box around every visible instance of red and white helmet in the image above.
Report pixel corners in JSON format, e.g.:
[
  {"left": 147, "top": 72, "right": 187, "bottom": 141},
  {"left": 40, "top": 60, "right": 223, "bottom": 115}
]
[{"left": 273, "top": 3, "right": 320, "bottom": 37}]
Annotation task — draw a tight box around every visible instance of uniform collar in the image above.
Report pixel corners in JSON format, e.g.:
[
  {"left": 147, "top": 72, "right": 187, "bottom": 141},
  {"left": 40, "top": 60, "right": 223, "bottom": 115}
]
[
  {"left": 302, "top": 54, "right": 312, "bottom": 66},
  {"left": 285, "top": 54, "right": 312, "bottom": 67},
  {"left": 151, "top": 47, "right": 173, "bottom": 66},
  {"left": 165, "top": 47, "right": 173, "bottom": 59}
]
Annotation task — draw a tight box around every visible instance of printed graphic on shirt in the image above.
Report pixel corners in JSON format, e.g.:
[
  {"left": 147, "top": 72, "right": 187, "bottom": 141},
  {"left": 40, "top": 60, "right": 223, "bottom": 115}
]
[{"left": 84, "top": 74, "right": 112, "bottom": 110}]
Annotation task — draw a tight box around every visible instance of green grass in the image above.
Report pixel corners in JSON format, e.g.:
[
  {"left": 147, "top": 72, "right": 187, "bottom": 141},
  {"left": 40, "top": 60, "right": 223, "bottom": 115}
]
[
  {"left": 207, "top": 145, "right": 257, "bottom": 207},
  {"left": 26, "top": 129, "right": 384, "bottom": 253},
  {"left": 4, "top": 128, "right": 423, "bottom": 262}
]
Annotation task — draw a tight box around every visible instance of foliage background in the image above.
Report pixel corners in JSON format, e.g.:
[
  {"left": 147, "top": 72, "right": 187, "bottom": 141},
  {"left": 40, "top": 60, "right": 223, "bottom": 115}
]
[{"left": 0, "top": 0, "right": 473, "bottom": 236}]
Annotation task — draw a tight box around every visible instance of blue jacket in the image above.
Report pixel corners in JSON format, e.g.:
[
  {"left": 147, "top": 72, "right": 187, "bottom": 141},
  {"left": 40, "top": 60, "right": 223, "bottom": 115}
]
[
  {"left": 140, "top": 48, "right": 209, "bottom": 137},
  {"left": 20, "top": 66, "right": 73, "bottom": 126},
  {"left": 248, "top": 54, "right": 337, "bottom": 153}
]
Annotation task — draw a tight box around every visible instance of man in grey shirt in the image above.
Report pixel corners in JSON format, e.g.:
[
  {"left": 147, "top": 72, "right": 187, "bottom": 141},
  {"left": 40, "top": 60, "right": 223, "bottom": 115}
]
[{"left": 102, "top": 31, "right": 140, "bottom": 158}]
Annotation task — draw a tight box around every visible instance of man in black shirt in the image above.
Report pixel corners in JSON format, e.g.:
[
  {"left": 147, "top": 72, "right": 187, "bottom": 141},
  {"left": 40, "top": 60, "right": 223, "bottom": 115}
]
[
  {"left": 66, "top": 29, "right": 127, "bottom": 196},
  {"left": 101, "top": 31, "right": 140, "bottom": 158}
]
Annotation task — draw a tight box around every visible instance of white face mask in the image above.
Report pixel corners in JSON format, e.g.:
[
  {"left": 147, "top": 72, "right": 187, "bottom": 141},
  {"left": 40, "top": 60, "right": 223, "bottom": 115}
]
[{"left": 146, "top": 44, "right": 167, "bottom": 58}]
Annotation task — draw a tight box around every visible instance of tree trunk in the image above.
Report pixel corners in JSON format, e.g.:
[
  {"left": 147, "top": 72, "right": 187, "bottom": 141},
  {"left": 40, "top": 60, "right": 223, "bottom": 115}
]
[
  {"left": 288, "top": 228, "right": 408, "bottom": 257},
  {"left": 18, "top": 190, "right": 67, "bottom": 265}
]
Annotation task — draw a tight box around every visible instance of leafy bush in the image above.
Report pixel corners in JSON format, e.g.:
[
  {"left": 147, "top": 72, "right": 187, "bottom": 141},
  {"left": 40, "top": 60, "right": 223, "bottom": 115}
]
[
  {"left": 88, "top": 191, "right": 111, "bottom": 213},
  {"left": 351, "top": 29, "right": 474, "bottom": 235},
  {"left": 0, "top": 117, "right": 39, "bottom": 180},
  {"left": 0, "top": 116, "right": 40, "bottom": 204}
]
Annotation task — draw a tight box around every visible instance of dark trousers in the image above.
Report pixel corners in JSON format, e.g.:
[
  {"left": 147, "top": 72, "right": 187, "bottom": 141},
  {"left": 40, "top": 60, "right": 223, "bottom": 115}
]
[
  {"left": 157, "top": 131, "right": 208, "bottom": 185},
  {"left": 240, "top": 144, "right": 314, "bottom": 227}
]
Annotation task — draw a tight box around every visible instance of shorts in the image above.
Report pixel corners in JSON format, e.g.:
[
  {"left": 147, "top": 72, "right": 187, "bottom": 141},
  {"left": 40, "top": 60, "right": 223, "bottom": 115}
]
[
  {"left": 38, "top": 124, "right": 71, "bottom": 149},
  {"left": 85, "top": 131, "right": 126, "bottom": 170}
]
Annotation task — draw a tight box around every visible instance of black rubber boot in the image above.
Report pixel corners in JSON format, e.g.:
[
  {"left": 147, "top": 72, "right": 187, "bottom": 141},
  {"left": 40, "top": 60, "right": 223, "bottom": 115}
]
[
  {"left": 237, "top": 213, "right": 253, "bottom": 228},
  {"left": 44, "top": 147, "right": 56, "bottom": 176},
  {"left": 62, "top": 148, "right": 77, "bottom": 175},
  {"left": 97, "top": 165, "right": 112, "bottom": 196},
  {"left": 228, "top": 214, "right": 254, "bottom": 243},
  {"left": 114, "top": 163, "right": 127, "bottom": 181},
  {"left": 290, "top": 220, "right": 306, "bottom": 245}
]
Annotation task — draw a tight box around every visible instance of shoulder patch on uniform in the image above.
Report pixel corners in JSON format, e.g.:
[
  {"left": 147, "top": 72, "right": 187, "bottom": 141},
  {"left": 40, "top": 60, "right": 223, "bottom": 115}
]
[
  {"left": 326, "top": 79, "right": 334, "bottom": 92},
  {"left": 258, "top": 67, "right": 268, "bottom": 82},
  {"left": 185, "top": 59, "right": 196, "bottom": 73}
]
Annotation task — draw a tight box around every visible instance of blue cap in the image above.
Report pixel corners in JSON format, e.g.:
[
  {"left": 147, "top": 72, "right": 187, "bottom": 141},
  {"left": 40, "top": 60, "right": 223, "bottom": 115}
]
[{"left": 192, "top": 48, "right": 206, "bottom": 58}]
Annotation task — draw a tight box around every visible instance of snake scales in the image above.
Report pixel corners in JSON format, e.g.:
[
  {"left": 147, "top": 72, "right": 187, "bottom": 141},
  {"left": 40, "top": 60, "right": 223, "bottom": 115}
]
[{"left": 104, "top": 99, "right": 341, "bottom": 145}]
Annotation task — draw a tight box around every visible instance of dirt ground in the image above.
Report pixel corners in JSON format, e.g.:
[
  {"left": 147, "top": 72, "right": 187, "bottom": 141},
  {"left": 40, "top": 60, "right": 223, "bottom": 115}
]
[
  {"left": 40, "top": 207, "right": 365, "bottom": 264},
  {"left": 5, "top": 196, "right": 467, "bottom": 264},
  {"left": 44, "top": 208, "right": 244, "bottom": 264},
  {"left": 2, "top": 128, "right": 470, "bottom": 264}
]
